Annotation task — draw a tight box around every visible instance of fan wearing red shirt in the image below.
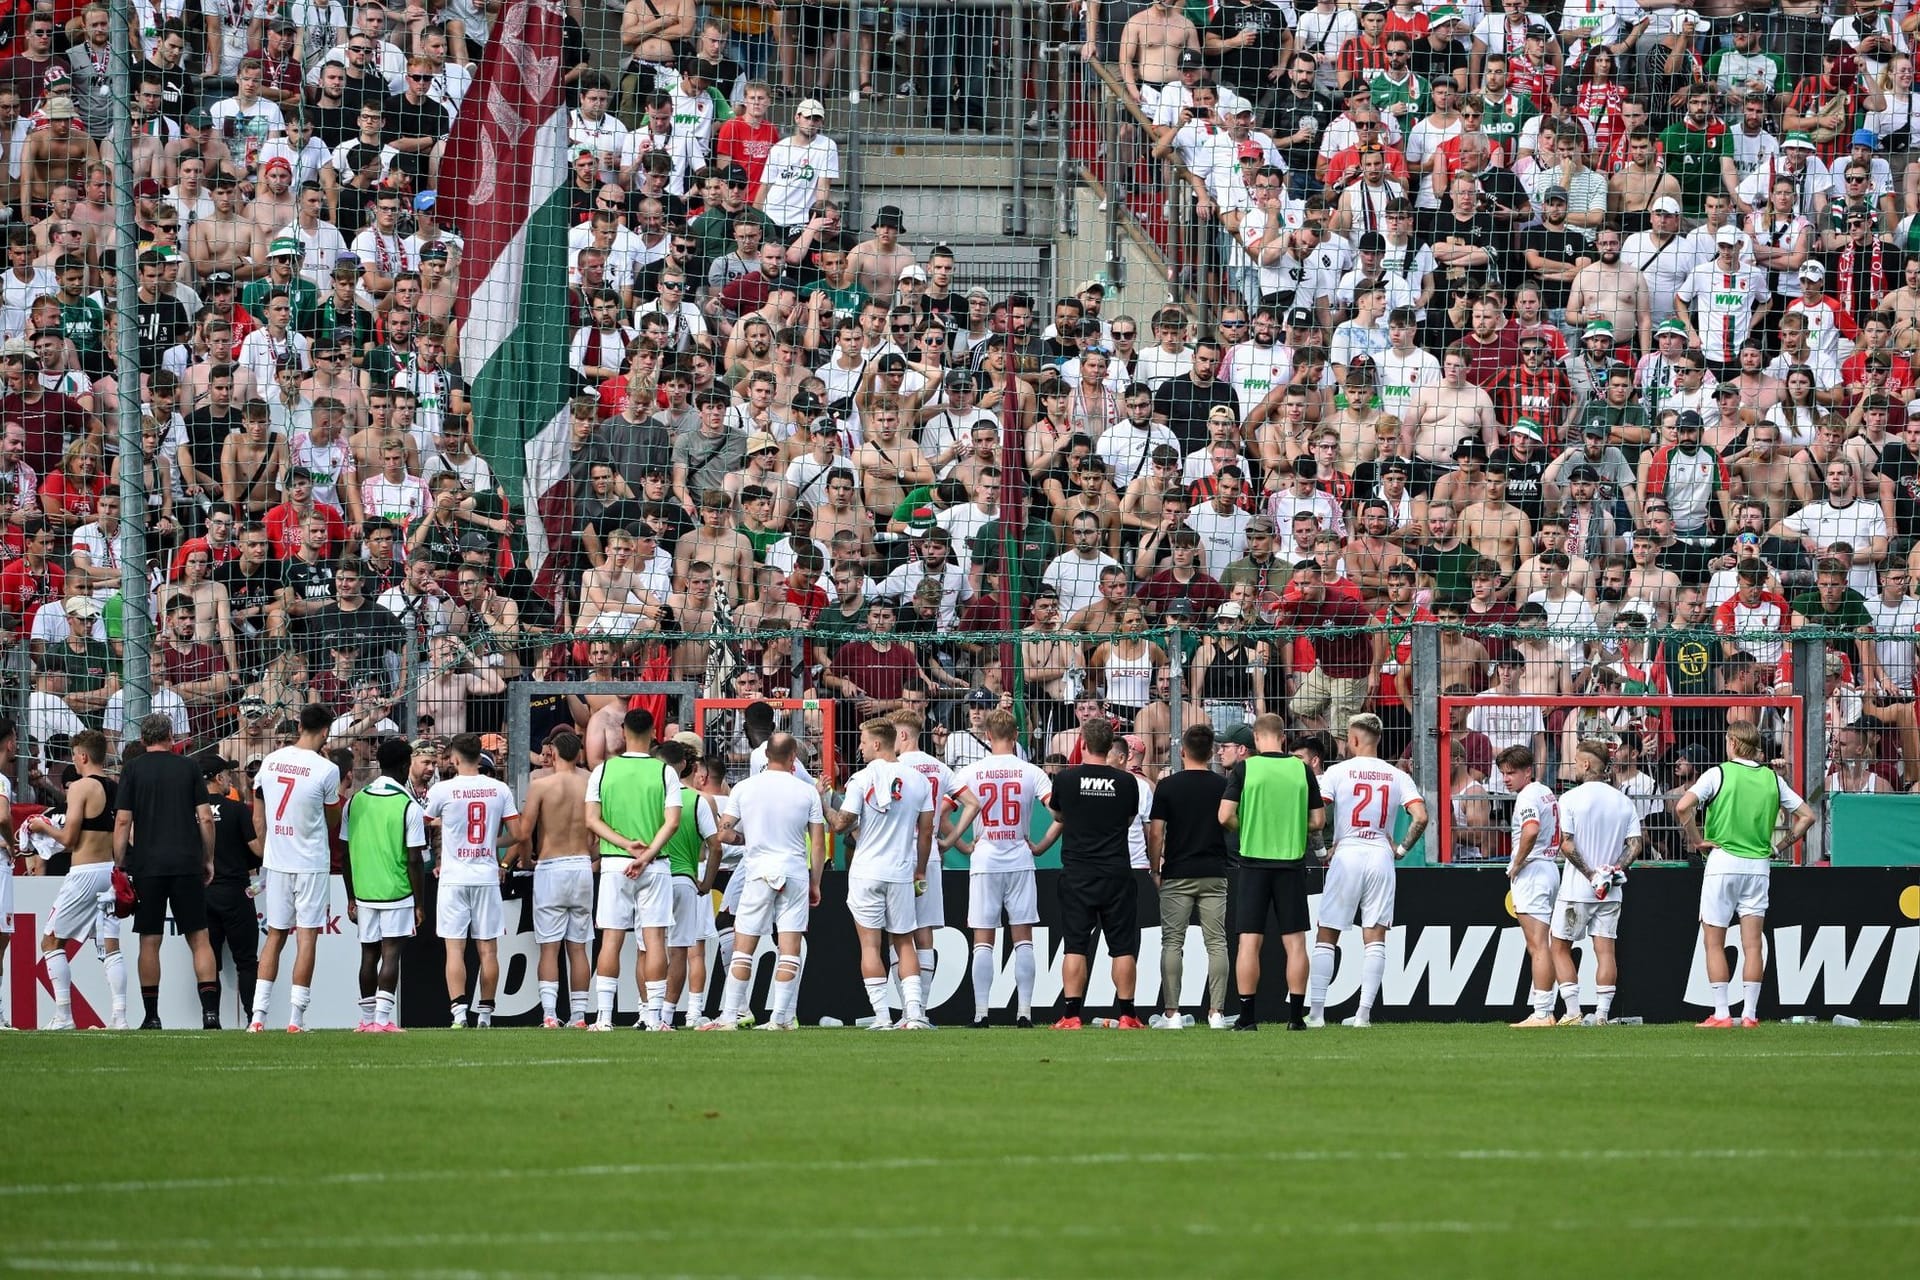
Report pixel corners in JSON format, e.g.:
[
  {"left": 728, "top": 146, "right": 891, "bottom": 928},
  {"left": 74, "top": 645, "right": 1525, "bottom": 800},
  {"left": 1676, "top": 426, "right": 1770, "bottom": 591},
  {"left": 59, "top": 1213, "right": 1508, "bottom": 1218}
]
[
  {"left": 0, "top": 521, "right": 63, "bottom": 629},
  {"left": 1273, "top": 559, "right": 1376, "bottom": 745},
  {"left": 1370, "top": 563, "right": 1431, "bottom": 758},
  {"left": 1490, "top": 339, "right": 1574, "bottom": 430},
  {"left": 263, "top": 468, "right": 350, "bottom": 558},
  {"left": 712, "top": 84, "right": 780, "bottom": 202},
  {"left": 1460, "top": 297, "right": 1520, "bottom": 389},
  {"left": 1840, "top": 315, "right": 1916, "bottom": 399},
  {"left": 1712, "top": 562, "right": 1792, "bottom": 664}
]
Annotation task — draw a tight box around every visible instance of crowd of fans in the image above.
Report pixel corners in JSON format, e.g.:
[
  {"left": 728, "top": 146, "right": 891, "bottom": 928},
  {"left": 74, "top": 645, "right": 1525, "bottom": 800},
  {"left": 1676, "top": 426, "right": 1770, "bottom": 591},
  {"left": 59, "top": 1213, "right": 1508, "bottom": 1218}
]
[{"left": 0, "top": 1, "right": 1913, "bottom": 871}]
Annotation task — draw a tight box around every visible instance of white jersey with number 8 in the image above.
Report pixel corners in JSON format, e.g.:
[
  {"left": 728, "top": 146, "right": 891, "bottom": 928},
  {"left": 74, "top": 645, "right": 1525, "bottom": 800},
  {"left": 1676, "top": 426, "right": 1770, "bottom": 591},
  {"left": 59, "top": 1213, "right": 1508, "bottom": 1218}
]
[
  {"left": 254, "top": 746, "right": 343, "bottom": 875},
  {"left": 424, "top": 776, "right": 521, "bottom": 887},
  {"left": 951, "top": 754, "right": 1052, "bottom": 873},
  {"left": 1319, "top": 758, "right": 1422, "bottom": 859}
]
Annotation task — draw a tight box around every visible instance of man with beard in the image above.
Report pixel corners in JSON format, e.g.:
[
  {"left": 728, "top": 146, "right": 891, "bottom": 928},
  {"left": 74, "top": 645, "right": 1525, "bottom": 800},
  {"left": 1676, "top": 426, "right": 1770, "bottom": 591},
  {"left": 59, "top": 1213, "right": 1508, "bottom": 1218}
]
[{"left": 1566, "top": 226, "right": 1651, "bottom": 358}]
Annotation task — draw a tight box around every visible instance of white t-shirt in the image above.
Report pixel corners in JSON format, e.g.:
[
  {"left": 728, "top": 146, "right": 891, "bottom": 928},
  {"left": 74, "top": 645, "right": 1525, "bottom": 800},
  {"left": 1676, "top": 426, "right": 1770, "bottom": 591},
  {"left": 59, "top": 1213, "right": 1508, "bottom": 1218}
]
[
  {"left": 102, "top": 686, "right": 189, "bottom": 745},
  {"left": 748, "top": 740, "right": 814, "bottom": 783},
  {"left": 1556, "top": 778, "right": 1641, "bottom": 902},
  {"left": 1511, "top": 779, "right": 1560, "bottom": 869},
  {"left": 724, "top": 768, "right": 823, "bottom": 871},
  {"left": 1782, "top": 500, "right": 1887, "bottom": 596},
  {"left": 254, "top": 745, "right": 342, "bottom": 874},
  {"left": 1865, "top": 595, "right": 1920, "bottom": 692},
  {"left": 1320, "top": 757, "right": 1422, "bottom": 859},
  {"left": 840, "top": 759, "right": 934, "bottom": 881},
  {"left": 424, "top": 775, "right": 520, "bottom": 886},
  {"left": 1470, "top": 699, "right": 1545, "bottom": 793},
  {"left": 898, "top": 748, "right": 957, "bottom": 832},
  {"left": 951, "top": 754, "right": 1053, "bottom": 873},
  {"left": 759, "top": 134, "right": 841, "bottom": 228}
]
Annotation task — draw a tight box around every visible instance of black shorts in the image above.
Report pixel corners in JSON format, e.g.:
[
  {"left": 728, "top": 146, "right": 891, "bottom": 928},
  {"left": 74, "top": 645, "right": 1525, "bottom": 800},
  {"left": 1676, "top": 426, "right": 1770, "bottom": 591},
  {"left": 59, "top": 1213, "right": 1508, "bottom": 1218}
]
[
  {"left": 1234, "top": 861, "right": 1309, "bottom": 936},
  {"left": 132, "top": 872, "right": 209, "bottom": 936},
  {"left": 1058, "top": 870, "right": 1139, "bottom": 959}
]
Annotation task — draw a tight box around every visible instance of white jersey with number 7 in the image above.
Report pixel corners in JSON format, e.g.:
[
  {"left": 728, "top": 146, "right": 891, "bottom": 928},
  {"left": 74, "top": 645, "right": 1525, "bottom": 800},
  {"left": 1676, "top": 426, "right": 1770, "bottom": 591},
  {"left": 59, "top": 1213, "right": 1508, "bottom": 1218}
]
[
  {"left": 254, "top": 746, "right": 343, "bottom": 875},
  {"left": 1320, "top": 758, "right": 1422, "bottom": 859},
  {"left": 952, "top": 754, "right": 1052, "bottom": 873},
  {"left": 424, "top": 776, "right": 521, "bottom": 887}
]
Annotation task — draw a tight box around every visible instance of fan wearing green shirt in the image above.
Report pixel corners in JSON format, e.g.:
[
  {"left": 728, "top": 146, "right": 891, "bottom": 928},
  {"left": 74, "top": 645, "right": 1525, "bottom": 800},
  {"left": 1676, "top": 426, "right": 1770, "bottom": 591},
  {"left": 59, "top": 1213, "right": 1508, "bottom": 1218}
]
[
  {"left": 1673, "top": 721, "right": 1815, "bottom": 1028},
  {"left": 241, "top": 238, "right": 319, "bottom": 331}
]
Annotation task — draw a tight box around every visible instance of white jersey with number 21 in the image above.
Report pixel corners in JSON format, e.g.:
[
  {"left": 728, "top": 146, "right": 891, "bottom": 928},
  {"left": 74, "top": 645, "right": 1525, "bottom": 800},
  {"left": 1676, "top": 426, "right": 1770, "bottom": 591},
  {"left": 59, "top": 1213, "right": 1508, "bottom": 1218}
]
[
  {"left": 1319, "top": 758, "right": 1422, "bottom": 859},
  {"left": 952, "top": 754, "right": 1053, "bottom": 873}
]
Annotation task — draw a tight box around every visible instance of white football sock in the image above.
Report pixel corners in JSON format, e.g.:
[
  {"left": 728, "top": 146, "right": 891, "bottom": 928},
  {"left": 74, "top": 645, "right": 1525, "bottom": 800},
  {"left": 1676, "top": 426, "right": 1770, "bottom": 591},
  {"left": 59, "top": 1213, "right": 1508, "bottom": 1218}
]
[
  {"left": 1013, "top": 941, "right": 1035, "bottom": 1017},
  {"left": 1557, "top": 982, "right": 1581, "bottom": 1017},
  {"left": 901, "top": 973, "right": 925, "bottom": 1022},
  {"left": 971, "top": 944, "right": 994, "bottom": 1020},
  {"left": 358, "top": 996, "right": 376, "bottom": 1023},
  {"left": 103, "top": 950, "right": 127, "bottom": 1016},
  {"left": 1307, "top": 943, "right": 1335, "bottom": 1018},
  {"left": 770, "top": 958, "right": 801, "bottom": 1025},
  {"left": 595, "top": 976, "right": 616, "bottom": 1025},
  {"left": 1359, "top": 942, "right": 1386, "bottom": 1018},
  {"left": 374, "top": 989, "right": 395, "bottom": 1025},
  {"left": 687, "top": 987, "right": 705, "bottom": 1021},
  {"left": 251, "top": 977, "right": 272, "bottom": 1025},
  {"left": 1742, "top": 981, "right": 1762, "bottom": 1022},
  {"left": 290, "top": 985, "right": 311, "bottom": 1029},
  {"left": 569, "top": 989, "right": 589, "bottom": 1023},
  {"left": 450, "top": 1000, "right": 469, "bottom": 1028},
  {"left": 917, "top": 948, "right": 936, "bottom": 1013},
  {"left": 45, "top": 950, "right": 71, "bottom": 1015},
  {"left": 539, "top": 980, "right": 558, "bottom": 1021},
  {"left": 475, "top": 1001, "right": 493, "bottom": 1028},
  {"left": 1710, "top": 981, "right": 1730, "bottom": 1018},
  {"left": 644, "top": 980, "right": 666, "bottom": 1028},
  {"left": 1595, "top": 985, "right": 1616, "bottom": 1019},
  {"left": 720, "top": 958, "right": 752, "bottom": 1021},
  {"left": 864, "top": 977, "right": 890, "bottom": 1022}
]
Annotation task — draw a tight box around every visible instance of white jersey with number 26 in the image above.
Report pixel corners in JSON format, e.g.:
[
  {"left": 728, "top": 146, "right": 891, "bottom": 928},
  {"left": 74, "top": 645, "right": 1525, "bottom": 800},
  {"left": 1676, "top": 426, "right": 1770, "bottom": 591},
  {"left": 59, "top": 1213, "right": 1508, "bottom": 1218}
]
[
  {"left": 254, "top": 745, "right": 343, "bottom": 875},
  {"left": 951, "top": 754, "right": 1053, "bottom": 874},
  {"left": 424, "top": 776, "right": 521, "bottom": 888},
  {"left": 1319, "top": 758, "right": 1422, "bottom": 859}
]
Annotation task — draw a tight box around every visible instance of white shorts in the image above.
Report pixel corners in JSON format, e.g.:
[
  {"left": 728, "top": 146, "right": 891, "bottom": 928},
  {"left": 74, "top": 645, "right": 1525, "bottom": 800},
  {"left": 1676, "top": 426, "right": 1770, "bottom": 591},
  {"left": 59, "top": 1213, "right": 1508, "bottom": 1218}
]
[
  {"left": 1318, "top": 849, "right": 1395, "bottom": 931},
  {"left": 595, "top": 858, "right": 674, "bottom": 932},
  {"left": 1511, "top": 860, "right": 1559, "bottom": 922},
  {"left": 967, "top": 869, "right": 1039, "bottom": 930},
  {"left": 914, "top": 862, "right": 945, "bottom": 930},
  {"left": 1700, "top": 861, "right": 1770, "bottom": 928},
  {"left": 668, "top": 877, "right": 716, "bottom": 948},
  {"left": 0, "top": 862, "right": 12, "bottom": 934},
  {"left": 263, "top": 869, "right": 330, "bottom": 931},
  {"left": 356, "top": 902, "right": 416, "bottom": 943},
  {"left": 534, "top": 857, "right": 594, "bottom": 945},
  {"left": 1551, "top": 897, "right": 1622, "bottom": 943},
  {"left": 437, "top": 882, "right": 505, "bottom": 940},
  {"left": 46, "top": 862, "right": 114, "bottom": 943},
  {"left": 734, "top": 869, "right": 810, "bottom": 936},
  {"left": 847, "top": 875, "right": 917, "bottom": 933}
]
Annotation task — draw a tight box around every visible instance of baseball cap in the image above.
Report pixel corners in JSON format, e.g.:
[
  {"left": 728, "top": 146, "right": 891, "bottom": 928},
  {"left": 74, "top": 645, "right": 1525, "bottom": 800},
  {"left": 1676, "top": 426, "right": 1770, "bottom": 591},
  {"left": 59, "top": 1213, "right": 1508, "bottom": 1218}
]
[
  {"left": 1286, "top": 307, "right": 1316, "bottom": 329},
  {"left": 261, "top": 156, "right": 292, "bottom": 176},
  {"left": 414, "top": 190, "right": 438, "bottom": 211},
  {"left": 944, "top": 369, "right": 977, "bottom": 392},
  {"left": 1580, "top": 421, "right": 1609, "bottom": 439},
  {"left": 1542, "top": 185, "right": 1569, "bottom": 204},
  {"left": 1237, "top": 140, "right": 1264, "bottom": 160},
  {"left": 875, "top": 352, "right": 908, "bottom": 373},
  {"left": 1379, "top": 457, "right": 1411, "bottom": 476},
  {"left": 1222, "top": 723, "right": 1256, "bottom": 748},
  {"left": 1178, "top": 48, "right": 1203, "bottom": 69},
  {"left": 1715, "top": 225, "right": 1743, "bottom": 246},
  {"left": 1244, "top": 515, "right": 1277, "bottom": 534},
  {"left": 1356, "top": 231, "right": 1386, "bottom": 253},
  {"left": 203, "top": 269, "right": 235, "bottom": 288},
  {"left": 796, "top": 98, "right": 826, "bottom": 119},
  {"left": 1568, "top": 463, "right": 1601, "bottom": 481},
  {"left": 196, "top": 752, "right": 237, "bottom": 780},
  {"left": 965, "top": 688, "right": 995, "bottom": 707},
  {"left": 1799, "top": 260, "right": 1826, "bottom": 280},
  {"left": 133, "top": 178, "right": 161, "bottom": 199},
  {"left": 1651, "top": 196, "right": 1682, "bottom": 216},
  {"left": 1453, "top": 437, "right": 1487, "bottom": 459},
  {"left": 1077, "top": 280, "right": 1107, "bottom": 295},
  {"left": 1675, "top": 410, "right": 1704, "bottom": 429},
  {"left": 1216, "top": 602, "right": 1245, "bottom": 619},
  {"left": 898, "top": 263, "right": 927, "bottom": 282}
]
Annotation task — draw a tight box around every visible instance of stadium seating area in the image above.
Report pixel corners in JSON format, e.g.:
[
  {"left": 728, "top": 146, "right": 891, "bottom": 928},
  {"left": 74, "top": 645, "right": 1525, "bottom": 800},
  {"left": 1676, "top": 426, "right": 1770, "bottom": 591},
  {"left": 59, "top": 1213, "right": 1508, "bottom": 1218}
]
[{"left": 1, "top": 0, "right": 1917, "bottom": 841}]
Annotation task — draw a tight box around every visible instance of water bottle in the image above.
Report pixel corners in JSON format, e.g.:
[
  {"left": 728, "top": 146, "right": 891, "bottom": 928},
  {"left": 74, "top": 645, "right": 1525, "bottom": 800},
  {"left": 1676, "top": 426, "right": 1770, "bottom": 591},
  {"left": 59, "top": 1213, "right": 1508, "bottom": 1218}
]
[
  {"left": 1783, "top": 1016, "right": 1817, "bottom": 1024},
  {"left": 817, "top": 1016, "right": 845, "bottom": 1028},
  {"left": 245, "top": 871, "right": 262, "bottom": 899},
  {"left": 1088, "top": 1017, "right": 1119, "bottom": 1028},
  {"left": 1832, "top": 1015, "right": 1862, "bottom": 1027},
  {"left": 1610, "top": 1016, "right": 1643, "bottom": 1025}
]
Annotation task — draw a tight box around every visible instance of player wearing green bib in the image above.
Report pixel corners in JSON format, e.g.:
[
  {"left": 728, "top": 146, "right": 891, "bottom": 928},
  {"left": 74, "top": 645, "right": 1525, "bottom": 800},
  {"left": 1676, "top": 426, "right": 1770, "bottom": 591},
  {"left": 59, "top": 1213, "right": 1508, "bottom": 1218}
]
[
  {"left": 1675, "top": 722, "right": 1814, "bottom": 1028},
  {"left": 656, "top": 739, "right": 722, "bottom": 1028},
  {"left": 583, "top": 707, "right": 683, "bottom": 1031},
  {"left": 339, "top": 738, "right": 427, "bottom": 1033},
  {"left": 1218, "top": 713, "right": 1325, "bottom": 1031}
]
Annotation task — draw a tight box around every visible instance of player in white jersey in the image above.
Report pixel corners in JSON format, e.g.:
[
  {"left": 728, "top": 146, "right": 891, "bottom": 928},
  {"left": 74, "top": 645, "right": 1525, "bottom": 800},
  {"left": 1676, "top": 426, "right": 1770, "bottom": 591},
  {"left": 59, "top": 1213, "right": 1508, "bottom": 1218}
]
[
  {"left": 25, "top": 732, "right": 128, "bottom": 1030},
  {"left": 827, "top": 718, "right": 936, "bottom": 1030},
  {"left": 249, "top": 704, "right": 343, "bottom": 1033},
  {"left": 423, "top": 733, "right": 522, "bottom": 1028},
  {"left": 892, "top": 711, "right": 957, "bottom": 1022},
  {"left": 517, "top": 731, "right": 595, "bottom": 1027},
  {"left": 1498, "top": 744, "right": 1563, "bottom": 1027},
  {"left": 1308, "top": 714, "right": 1428, "bottom": 1028},
  {"left": 1550, "top": 740, "right": 1644, "bottom": 1026},
  {"left": 704, "top": 733, "right": 825, "bottom": 1031},
  {"left": 946, "top": 708, "right": 1056, "bottom": 1028}
]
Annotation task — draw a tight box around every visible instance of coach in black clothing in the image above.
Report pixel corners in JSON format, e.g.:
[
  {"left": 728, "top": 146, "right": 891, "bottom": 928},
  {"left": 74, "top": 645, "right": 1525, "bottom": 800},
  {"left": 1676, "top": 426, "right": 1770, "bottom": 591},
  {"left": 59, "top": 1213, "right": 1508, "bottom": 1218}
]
[
  {"left": 198, "top": 751, "right": 260, "bottom": 1028},
  {"left": 1045, "top": 717, "right": 1145, "bottom": 1029},
  {"left": 116, "top": 714, "right": 219, "bottom": 1029},
  {"left": 1152, "top": 340, "right": 1239, "bottom": 453},
  {"left": 1149, "top": 722, "right": 1231, "bottom": 1028}
]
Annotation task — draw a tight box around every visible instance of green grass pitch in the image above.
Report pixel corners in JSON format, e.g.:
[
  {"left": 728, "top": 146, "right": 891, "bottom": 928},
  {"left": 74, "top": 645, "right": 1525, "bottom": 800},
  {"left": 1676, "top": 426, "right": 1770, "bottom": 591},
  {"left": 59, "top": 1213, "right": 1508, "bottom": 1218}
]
[{"left": 3, "top": 1025, "right": 1916, "bottom": 1280}]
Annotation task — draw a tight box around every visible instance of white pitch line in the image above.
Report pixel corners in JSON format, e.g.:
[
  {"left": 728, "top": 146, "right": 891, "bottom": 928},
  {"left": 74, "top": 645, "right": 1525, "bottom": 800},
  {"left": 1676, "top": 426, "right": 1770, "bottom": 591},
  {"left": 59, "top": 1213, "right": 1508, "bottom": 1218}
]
[
  {"left": 75, "top": 1058, "right": 621, "bottom": 1075},
  {"left": 0, "top": 1261, "right": 840, "bottom": 1280},
  {"left": 2, "top": 1147, "right": 1912, "bottom": 1200}
]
